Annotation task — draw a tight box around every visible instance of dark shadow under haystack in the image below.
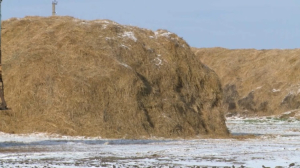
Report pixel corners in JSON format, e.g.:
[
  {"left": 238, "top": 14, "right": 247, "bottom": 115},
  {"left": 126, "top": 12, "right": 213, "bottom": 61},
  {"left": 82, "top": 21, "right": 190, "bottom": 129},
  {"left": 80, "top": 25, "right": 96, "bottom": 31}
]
[{"left": 0, "top": 16, "right": 228, "bottom": 138}]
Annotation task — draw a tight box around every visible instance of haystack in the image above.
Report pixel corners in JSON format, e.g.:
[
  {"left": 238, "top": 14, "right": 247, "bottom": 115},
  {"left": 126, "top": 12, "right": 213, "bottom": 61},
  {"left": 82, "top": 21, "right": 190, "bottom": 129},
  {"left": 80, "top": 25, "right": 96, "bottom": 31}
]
[
  {"left": 193, "top": 47, "right": 300, "bottom": 116},
  {"left": 0, "top": 16, "right": 228, "bottom": 138}
]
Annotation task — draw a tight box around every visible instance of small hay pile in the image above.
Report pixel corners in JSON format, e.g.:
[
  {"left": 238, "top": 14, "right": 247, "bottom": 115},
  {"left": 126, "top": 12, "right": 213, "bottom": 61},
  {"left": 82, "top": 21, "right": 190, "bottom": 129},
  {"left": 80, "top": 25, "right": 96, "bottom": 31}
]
[
  {"left": 193, "top": 47, "right": 300, "bottom": 116},
  {"left": 0, "top": 16, "right": 228, "bottom": 138}
]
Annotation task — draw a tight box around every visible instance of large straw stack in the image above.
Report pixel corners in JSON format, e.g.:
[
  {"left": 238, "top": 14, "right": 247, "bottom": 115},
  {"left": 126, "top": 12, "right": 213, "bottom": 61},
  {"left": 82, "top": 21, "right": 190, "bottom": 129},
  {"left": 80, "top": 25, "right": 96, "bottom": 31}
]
[
  {"left": 193, "top": 47, "right": 300, "bottom": 117},
  {"left": 0, "top": 16, "right": 228, "bottom": 138}
]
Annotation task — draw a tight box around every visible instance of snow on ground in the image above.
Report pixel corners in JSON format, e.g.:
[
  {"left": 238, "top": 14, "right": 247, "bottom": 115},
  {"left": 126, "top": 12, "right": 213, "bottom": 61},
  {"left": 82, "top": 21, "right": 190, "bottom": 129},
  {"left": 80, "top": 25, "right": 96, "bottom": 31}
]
[
  {"left": 227, "top": 116, "right": 300, "bottom": 136},
  {"left": 0, "top": 117, "right": 300, "bottom": 167}
]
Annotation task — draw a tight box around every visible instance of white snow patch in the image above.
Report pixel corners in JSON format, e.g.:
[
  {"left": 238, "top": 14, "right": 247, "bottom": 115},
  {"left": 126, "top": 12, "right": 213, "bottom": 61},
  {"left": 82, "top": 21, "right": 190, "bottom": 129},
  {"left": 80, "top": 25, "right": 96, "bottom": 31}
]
[
  {"left": 1, "top": 118, "right": 300, "bottom": 167},
  {"left": 80, "top": 21, "right": 88, "bottom": 25},
  {"left": 0, "top": 132, "right": 102, "bottom": 143},
  {"left": 272, "top": 88, "right": 281, "bottom": 92},
  {"left": 99, "top": 20, "right": 110, "bottom": 24},
  {"left": 72, "top": 19, "right": 89, "bottom": 25},
  {"left": 154, "top": 31, "right": 174, "bottom": 39},
  {"left": 119, "top": 62, "right": 131, "bottom": 69},
  {"left": 153, "top": 54, "right": 163, "bottom": 66},
  {"left": 93, "top": 20, "right": 118, "bottom": 25},
  {"left": 122, "top": 31, "right": 137, "bottom": 42},
  {"left": 159, "top": 32, "right": 173, "bottom": 37},
  {"left": 102, "top": 24, "right": 107, "bottom": 29},
  {"left": 286, "top": 84, "right": 300, "bottom": 96},
  {"left": 154, "top": 58, "right": 163, "bottom": 66},
  {"left": 120, "top": 44, "right": 130, "bottom": 49},
  {"left": 256, "top": 86, "right": 262, "bottom": 90},
  {"left": 282, "top": 109, "right": 300, "bottom": 115}
]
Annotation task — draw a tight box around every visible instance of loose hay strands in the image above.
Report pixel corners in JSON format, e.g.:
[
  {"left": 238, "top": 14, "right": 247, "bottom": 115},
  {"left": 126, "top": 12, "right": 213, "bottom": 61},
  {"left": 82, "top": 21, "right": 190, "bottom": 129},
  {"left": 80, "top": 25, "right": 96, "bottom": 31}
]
[
  {"left": 193, "top": 47, "right": 300, "bottom": 116},
  {"left": 0, "top": 16, "right": 228, "bottom": 138}
]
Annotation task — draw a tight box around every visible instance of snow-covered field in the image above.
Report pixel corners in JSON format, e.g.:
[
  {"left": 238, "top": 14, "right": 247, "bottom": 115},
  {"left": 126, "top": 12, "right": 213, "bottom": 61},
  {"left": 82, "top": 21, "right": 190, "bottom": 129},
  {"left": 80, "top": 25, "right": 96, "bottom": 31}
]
[{"left": 0, "top": 117, "right": 300, "bottom": 168}]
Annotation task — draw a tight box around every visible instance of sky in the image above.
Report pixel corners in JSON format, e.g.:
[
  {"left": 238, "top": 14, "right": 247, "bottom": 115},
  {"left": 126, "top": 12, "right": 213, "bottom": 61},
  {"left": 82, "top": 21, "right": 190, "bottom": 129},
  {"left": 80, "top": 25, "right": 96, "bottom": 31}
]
[{"left": 1, "top": 0, "right": 300, "bottom": 49}]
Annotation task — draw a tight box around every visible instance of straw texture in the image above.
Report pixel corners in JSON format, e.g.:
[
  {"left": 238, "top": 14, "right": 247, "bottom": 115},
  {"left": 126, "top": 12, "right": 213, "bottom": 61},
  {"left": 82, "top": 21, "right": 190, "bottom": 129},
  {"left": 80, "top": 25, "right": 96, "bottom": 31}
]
[{"left": 0, "top": 16, "right": 228, "bottom": 138}]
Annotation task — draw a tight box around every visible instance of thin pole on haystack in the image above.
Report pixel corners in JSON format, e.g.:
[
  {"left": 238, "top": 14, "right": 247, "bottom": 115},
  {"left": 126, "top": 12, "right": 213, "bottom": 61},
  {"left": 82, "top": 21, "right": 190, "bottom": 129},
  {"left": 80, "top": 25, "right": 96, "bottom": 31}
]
[
  {"left": 0, "top": 0, "right": 8, "bottom": 110},
  {"left": 52, "top": 0, "right": 58, "bottom": 16}
]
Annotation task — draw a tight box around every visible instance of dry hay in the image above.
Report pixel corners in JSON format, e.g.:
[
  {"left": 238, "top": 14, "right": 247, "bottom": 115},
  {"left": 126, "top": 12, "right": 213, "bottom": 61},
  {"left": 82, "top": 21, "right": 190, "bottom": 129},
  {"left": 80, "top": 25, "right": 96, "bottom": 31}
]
[
  {"left": 192, "top": 47, "right": 300, "bottom": 116},
  {"left": 0, "top": 16, "right": 228, "bottom": 138}
]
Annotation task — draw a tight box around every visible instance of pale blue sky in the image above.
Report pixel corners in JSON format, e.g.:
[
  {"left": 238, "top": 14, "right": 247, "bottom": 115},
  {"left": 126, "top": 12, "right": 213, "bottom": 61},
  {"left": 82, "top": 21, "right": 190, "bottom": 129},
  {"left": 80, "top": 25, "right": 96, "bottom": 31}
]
[{"left": 2, "top": 0, "right": 300, "bottom": 49}]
